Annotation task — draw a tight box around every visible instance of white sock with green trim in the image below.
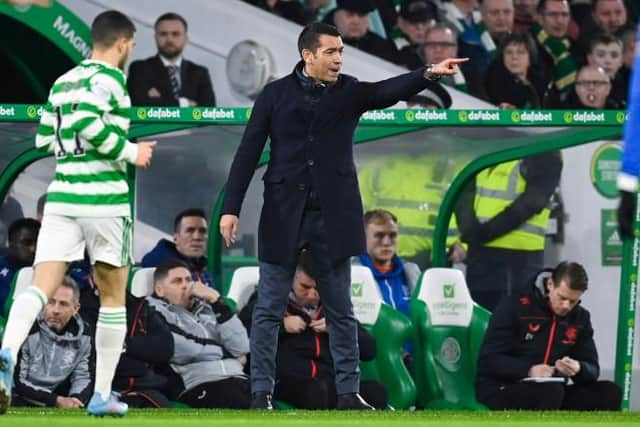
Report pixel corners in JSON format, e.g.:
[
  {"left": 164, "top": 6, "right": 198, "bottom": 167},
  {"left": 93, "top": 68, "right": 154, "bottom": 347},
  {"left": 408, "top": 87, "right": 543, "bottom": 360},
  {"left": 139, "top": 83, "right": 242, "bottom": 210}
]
[
  {"left": 2, "top": 286, "right": 48, "bottom": 363},
  {"left": 94, "top": 307, "right": 127, "bottom": 399}
]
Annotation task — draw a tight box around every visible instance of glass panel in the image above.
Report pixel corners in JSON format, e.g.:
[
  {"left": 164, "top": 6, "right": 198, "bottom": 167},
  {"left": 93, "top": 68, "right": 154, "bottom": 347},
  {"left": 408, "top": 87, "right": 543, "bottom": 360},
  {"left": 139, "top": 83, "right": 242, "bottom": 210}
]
[
  {"left": 0, "top": 122, "right": 38, "bottom": 173},
  {"left": 133, "top": 124, "right": 247, "bottom": 262}
]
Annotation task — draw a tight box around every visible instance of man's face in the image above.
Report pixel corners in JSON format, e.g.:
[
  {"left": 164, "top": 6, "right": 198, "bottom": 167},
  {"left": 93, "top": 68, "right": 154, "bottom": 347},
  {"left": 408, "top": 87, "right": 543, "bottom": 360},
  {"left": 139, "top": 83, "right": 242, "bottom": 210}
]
[
  {"left": 503, "top": 42, "right": 530, "bottom": 78},
  {"left": 155, "top": 267, "right": 193, "bottom": 308},
  {"left": 514, "top": 0, "right": 539, "bottom": 16},
  {"left": 575, "top": 66, "right": 611, "bottom": 108},
  {"left": 174, "top": 216, "right": 208, "bottom": 258},
  {"left": 365, "top": 220, "right": 398, "bottom": 266},
  {"left": 423, "top": 28, "right": 458, "bottom": 64},
  {"left": 155, "top": 19, "right": 188, "bottom": 59},
  {"left": 398, "top": 17, "right": 435, "bottom": 45},
  {"left": 539, "top": 0, "right": 570, "bottom": 38},
  {"left": 333, "top": 9, "right": 369, "bottom": 39},
  {"left": 292, "top": 270, "right": 320, "bottom": 307},
  {"left": 9, "top": 227, "right": 38, "bottom": 267},
  {"left": 592, "top": 0, "right": 627, "bottom": 34},
  {"left": 44, "top": 286, "right": 79, "bottom": 333},
  {"left": 303, "top": 34, "right": 344, "bottom": 83},
  {"left": 547, "top": 279, "right": 583, "bottom": 317},
  {"left": 587, "top": 42, "right": 623, "bottom": 78},
  {"left": 482, "top": 0, "right": 515, "bottom": 36}
]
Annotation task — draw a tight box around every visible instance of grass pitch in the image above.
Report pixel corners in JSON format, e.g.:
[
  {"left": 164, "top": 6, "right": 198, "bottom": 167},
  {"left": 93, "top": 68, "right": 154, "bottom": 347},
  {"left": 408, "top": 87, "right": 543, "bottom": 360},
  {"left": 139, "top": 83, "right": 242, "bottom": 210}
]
[{"left": 0, "top": 409, "right": 638, "bottom": 427}]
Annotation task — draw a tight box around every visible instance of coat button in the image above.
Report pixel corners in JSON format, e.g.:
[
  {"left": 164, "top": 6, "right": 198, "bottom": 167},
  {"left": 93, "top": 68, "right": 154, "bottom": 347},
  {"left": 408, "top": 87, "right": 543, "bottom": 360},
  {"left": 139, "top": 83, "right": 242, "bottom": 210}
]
[
  {"left": 298, "top": 184, "right": 306, "bottom": 191},
  {"left": 307, "top": 160, "right": 314, "bottom": 166},
  {"left": 308, "top": 136, "right": 314, "bottom": 142}
]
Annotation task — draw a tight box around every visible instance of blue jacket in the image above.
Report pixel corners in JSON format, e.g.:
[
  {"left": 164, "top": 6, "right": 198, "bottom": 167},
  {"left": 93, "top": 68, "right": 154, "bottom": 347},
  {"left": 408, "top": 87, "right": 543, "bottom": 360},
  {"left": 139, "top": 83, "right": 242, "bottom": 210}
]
[
  {"left": 0, "top": 255, "right": 17, "bottom": 313},
  {"left": 140, "top": 239, "right": 215, "bottom": 289},
  {"left": 357, "top": 254, "right": 419, "bottom": 317},
  {"left": 222, "top": 61, "right": 440, "bottom": 265},
  {"left": 619, "top": 23, "right": 640, "bottom": 192}
]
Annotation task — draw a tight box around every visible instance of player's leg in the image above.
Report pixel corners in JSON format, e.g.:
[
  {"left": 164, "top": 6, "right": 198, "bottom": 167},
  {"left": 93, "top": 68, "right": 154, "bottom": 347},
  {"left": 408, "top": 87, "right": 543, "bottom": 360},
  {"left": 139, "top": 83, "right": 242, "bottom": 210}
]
[
  {"left": 83, "top": 217, "right": 131, "bottom": 416},
  {"left": 0, "top": 214, "right": 81, "bottom": 413}
]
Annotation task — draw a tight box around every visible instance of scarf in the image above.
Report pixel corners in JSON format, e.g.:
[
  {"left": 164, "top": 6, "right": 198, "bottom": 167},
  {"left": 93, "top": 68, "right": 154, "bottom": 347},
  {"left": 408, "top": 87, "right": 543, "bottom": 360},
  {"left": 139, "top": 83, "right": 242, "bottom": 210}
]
[{"left": 532, "top": 22, "right": 577, "bottom": 92}]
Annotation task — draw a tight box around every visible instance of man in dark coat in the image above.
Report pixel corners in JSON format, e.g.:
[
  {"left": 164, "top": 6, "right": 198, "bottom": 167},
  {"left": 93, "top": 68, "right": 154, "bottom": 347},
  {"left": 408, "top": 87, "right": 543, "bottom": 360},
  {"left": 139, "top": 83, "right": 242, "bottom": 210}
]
[
  {"left": 127, "top": 12, "right": 216, "bottom": 107},
  {"left": 219, "top": 21, "right": 465, "bottom": 410},
  {"left": 475, "top": 261, "right": 622, "bottom": 410}
]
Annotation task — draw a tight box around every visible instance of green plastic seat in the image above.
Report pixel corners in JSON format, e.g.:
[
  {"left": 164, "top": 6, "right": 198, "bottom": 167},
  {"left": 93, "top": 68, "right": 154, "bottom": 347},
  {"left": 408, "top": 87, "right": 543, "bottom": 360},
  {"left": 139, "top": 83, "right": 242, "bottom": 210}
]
[
  {"left": 409, "top": 268, "right": 490, "bottom": 410},
  {"left": 351, "top": 266, "right": 416, "bottom": 410}
]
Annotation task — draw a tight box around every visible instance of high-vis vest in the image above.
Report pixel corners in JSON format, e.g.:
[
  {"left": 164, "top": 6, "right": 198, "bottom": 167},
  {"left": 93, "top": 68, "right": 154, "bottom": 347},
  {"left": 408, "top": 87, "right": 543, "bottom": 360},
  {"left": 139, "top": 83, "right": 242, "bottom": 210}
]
[
  {"left": 474, "top": 160, "right": 550, "bottom": 251},
  {"left": 359, "top": 157, "right": 461, "bottom": 258}
]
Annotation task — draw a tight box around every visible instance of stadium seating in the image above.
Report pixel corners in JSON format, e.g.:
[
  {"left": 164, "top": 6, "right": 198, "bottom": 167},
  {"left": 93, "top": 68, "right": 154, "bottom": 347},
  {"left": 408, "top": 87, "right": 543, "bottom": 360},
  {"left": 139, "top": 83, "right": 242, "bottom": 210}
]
[
  {"left": 2, "top": 266, "right": 33, "bottom": 317},
  {"left": 130, "top": 267, "right": 156, "bottom": 297},
  {"left": 351, "top": 265, "right": 416, "bottom": 410},
  {"left": 409, "top": 268, "right": 490, "bottom": 410}
]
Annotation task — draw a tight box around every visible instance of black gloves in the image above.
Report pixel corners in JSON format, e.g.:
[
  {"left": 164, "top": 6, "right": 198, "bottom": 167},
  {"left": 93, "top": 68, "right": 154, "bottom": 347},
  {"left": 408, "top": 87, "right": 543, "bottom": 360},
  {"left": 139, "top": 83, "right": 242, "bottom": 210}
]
[{"left": 618, "top": 190, "right": 637, "bottom": 239}]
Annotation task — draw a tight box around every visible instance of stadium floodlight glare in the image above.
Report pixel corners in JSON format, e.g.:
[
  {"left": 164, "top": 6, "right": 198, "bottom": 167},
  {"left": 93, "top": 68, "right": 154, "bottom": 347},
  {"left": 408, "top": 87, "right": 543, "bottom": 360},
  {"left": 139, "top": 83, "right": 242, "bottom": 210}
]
[{"left": 226, "top": 40, "right": 275, "bottom": 100}]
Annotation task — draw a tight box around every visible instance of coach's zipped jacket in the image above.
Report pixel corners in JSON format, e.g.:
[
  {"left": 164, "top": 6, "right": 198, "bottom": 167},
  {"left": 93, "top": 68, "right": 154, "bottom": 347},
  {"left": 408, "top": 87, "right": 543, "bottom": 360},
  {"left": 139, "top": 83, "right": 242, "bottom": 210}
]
[
  {"left": 14, "top": 313, "right": 93, "bottom": 406},
  {"left": 475, "top": 269, "right": 600, "bottom": 394},
  {"left": 146, "top": 295, "right": 249, "bottom": 396}
]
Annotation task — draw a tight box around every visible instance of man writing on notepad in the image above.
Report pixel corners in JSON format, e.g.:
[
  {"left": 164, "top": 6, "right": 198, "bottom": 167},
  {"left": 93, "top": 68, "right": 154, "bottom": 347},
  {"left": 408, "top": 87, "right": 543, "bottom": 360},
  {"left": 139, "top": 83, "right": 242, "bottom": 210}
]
[{"left": 475, "top": 261, "right": 621, "bottom": 410}]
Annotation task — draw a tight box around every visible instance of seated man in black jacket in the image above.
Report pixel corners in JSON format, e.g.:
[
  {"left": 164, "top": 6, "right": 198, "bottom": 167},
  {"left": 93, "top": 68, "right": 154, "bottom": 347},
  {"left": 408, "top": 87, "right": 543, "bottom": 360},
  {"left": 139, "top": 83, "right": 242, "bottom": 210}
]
[
  {"left": 475, "top": 261, "right": 621, "bottom": 410},
  {"left": 240, "top": 250, "right": 387, "bottom": 410}
]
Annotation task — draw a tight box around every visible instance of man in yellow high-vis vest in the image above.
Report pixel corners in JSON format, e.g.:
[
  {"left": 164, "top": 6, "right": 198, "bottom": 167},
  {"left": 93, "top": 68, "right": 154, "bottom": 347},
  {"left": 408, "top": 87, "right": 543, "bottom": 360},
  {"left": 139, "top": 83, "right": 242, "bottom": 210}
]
[{"left": 456, "top": 152, "right": 562, "bottom": 311}]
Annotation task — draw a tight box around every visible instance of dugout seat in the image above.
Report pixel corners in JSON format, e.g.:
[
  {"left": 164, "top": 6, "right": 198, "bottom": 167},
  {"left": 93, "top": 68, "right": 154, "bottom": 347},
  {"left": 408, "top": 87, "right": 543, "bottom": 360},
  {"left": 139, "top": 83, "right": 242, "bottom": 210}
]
[
  {"left": 130, "top": 267, "right": 156, "bottom": 297},
  {"left": 409, "top": 268, "right": 490, "bottom": 410},
  {"left": 351, "top": 265, "right": 416, "bottom": 410},
  {"left": 225, "top": 266, "right": 259, "bottom": 312}
]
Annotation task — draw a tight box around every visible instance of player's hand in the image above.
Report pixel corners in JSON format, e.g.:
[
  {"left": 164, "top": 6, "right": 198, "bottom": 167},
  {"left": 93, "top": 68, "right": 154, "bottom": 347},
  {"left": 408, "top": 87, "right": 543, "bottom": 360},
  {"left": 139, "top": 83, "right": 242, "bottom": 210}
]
[
  {"left": 528, "top": 364, "right": 555, "bottom": 378},
  {"left": 56, "top": 396, "right": 84, "bottom": 408},
  {"left": 555, "top": 356, "right": 581, "bottom": 377},
  {"left": 309, "top": 318, "right": 326, "bottom": 333},
  {"left": 220, "top": 214, "right": 239, "bottom": 247},
  {"left": 135, "top": 140, "right": 157, "bottom": 168},
  {"left": 431, "top": 58, "right": 469, "bottom": 76},
  {"left": 283, "top": 315, "right": 307, "bottom": 334}
]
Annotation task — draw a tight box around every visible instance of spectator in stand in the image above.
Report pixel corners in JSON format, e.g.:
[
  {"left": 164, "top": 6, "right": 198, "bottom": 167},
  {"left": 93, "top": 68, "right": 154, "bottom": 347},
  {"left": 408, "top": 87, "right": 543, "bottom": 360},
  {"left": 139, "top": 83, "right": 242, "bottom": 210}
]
[
  {"left": 531, "top": 0, "right": 580, "bottom": 104},
  {"left": 480, "top": 0, "right": 515, "bottom": 46},
  {"left": 586, "top": 33, "right": 627, "bottom": 107},
  {"left": 421, "top": 24, "right": 488, "bottom": 98},
  {"left": 441, "top": 0, "right": 495, "bottom": 78},
  {"left": 0, "top": 195, "right": 24, "bottom": 253},
  {"left": 12, "top": 278, "right": 93, "bottom": 408},
  {"left": 592, "top": 0, "right": 629, "bottom": 35},
  {"left": 0, "top": 219, "right": 40, "bottom": 312},
  {"left": 513, "top": 0, "right": 539, "bottom": 33},
  {"left": 141, "top": 208, "right": 215, "bottom": 289},
  {"left": 392, "top": 0, "right": 440, "bottom": 69},
  {"left": 485, "top": 32, "right": 547, "bottom": 108},
  {"left": 127, "top": 13, "right": 216, "bottom": 107},
  {"left": 245, "top": 0, "right": 308, "bottom": 25},
  {"left": 560, "top": 64, "right": 618, "bottom": 109},
  {"left": 323, "top": 0, "right": 398, "bottom": 62}
]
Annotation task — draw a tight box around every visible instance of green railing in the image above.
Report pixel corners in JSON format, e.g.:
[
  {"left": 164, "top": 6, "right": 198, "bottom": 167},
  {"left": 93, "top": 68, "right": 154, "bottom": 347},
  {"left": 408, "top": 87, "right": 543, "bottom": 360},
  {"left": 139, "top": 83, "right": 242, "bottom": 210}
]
[{"left": 0, "top": 104, "right": 635, "bottom": 409}]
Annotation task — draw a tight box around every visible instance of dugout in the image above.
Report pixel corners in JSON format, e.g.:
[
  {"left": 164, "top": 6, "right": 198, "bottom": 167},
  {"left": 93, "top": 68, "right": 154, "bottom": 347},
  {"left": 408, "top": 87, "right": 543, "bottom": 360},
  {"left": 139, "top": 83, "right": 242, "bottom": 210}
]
[{"left": 0, "top": 105, "right": 637, "bottom": 409}]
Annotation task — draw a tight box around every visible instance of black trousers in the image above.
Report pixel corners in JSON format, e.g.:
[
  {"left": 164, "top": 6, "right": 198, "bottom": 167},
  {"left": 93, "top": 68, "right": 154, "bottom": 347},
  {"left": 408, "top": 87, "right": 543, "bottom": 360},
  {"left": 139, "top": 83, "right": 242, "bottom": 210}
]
[
  {"left": 120, "top": 389, "right": 171, "bottom": 408},
  {"left": 274, "top": 377, "right": 387, "bottom": 410},
  {"left": 178, "top": 377, "right": 251, "bottom": 409},
  {"left": 478, "top": 381, "right": 622, "bottom": 410}
]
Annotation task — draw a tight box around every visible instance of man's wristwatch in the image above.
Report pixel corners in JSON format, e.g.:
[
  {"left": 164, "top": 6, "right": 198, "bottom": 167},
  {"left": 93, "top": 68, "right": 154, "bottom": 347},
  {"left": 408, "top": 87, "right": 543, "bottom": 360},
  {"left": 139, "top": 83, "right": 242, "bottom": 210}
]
[{"left": 424, "top": 64, "right": 442, "bottom": 82}]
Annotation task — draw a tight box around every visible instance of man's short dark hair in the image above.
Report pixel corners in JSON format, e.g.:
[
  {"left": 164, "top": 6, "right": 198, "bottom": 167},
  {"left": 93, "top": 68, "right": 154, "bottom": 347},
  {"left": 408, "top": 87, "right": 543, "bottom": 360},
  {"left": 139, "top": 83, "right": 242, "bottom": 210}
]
[
  {"left": 154, "top": 12, "right": 188, "bottom": 32},
  {"left": 8, "top": 218, "right": 40, "bottom": 243},
  {"left": 588, "top": 33, "right": 623, "bottom": 54},
  {"left": 91, "top": 10, "right": 136, "bottom": 48},
  {"left": 296, "top": 248, "right": 316, "bottom": 279},
  {"left": 298, "top": 22, "right": 341, "bottom": 57},
  {"left": 552, "top": 261, "right": 588, "bottom": 291},
  {"left": 174, "top": 208, "right": 207, "bottom": 232},
  {"left": 537, "top": 0, "right": 569, "bottom": 15},
  {"left": 154, "top": 258, "right": 191, "bottom": 285}
]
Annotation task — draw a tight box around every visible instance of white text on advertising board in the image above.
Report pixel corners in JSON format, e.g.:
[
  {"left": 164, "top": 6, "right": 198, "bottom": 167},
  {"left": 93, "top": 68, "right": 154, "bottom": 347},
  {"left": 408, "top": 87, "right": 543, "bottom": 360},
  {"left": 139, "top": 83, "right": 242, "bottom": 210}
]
[
  {"left": 202, "top": 108, "right": 235, "bottom": 119},
  {"left": 53, "top": 16, "right": 92, "bottom": 58},
  {"left": 520, "top": 111, "right": 553, "bottom": 122},
  {"left": 468, "top": 110, "right": 500, "bottom": 121},
  {"left": 362, "top": 110, "right": 396, "bottom": 121},
  {"left": 146, "top": 108, "right": 181, "bottom": 119},
  {"left": 572, "top": 111, "right": 605, "bottom": 122},
  {"left": 0, "top": 106, "right": 16, "bottom": 117},
  {"left": 415, "top": 110, "right": 448, "bottom": 121}
]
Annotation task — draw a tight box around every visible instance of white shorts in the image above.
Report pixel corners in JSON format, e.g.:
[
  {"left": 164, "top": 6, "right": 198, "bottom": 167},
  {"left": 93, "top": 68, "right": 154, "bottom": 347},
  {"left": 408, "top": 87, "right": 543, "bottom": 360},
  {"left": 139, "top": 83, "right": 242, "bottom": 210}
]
[{"left": 34, "top": 214, "right": 133, "bottom": 267}]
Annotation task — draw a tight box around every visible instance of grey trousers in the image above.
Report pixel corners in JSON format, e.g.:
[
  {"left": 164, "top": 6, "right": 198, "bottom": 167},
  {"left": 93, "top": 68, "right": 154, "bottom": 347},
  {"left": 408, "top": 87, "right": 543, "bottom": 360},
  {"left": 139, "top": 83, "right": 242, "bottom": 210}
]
[{"left": 250, "top": 210, "right": 360, "bottom": 395}]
